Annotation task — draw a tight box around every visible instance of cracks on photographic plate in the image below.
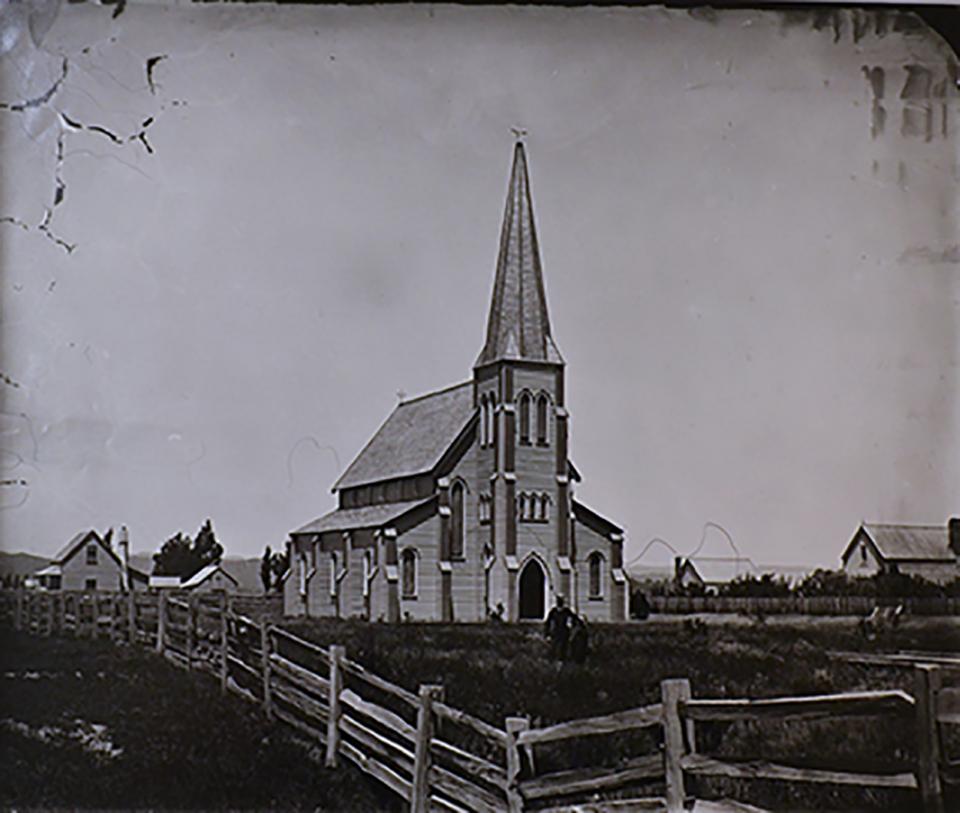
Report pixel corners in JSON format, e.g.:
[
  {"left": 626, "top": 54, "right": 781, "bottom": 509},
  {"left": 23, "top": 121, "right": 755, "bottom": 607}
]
[
  {"left": 1, "top": 45, "right": 173, "bottom": 257},
  {"left": 35, "top": 129, "right": 76, "bottom": 255},
  {"left": 146, "top": 55, "right": 167, "bottom": 94},
  {"left": 0, "top": 57, "right": 69, "bottom": 112}
]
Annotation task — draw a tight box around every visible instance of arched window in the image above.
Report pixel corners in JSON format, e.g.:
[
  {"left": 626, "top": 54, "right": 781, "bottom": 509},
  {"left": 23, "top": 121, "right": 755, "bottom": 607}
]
[
  {"left": 486, "top": 397, "right": 495, "bottom": 447},
  {"left": 479, "top": 494, "right": 491, "bottom": 525},
  {"left": 517, "top": 493, "right": 526, "bottom": 520},
  {"left": 536, "top": 394, "right": 550, "bottom": 446},
  {"left": 479, "top": 398, "right": 488, "bottom": 447},
  {"left": 539, "top": 493, "right": 551, "bottom": 522},
  {"left": 329, "top": 552, "right": 339, "bottom": 596},
  {"left": 588, "top": 552, "right": 605, "bottom": 599},
  {"left": 450, "top": 481, "right": 465, "bottom": 559},
  {"left": 518, "top": 393, "right": 531, "bottom": 445},
  {"left": 529, "top": 494, "right": 539, "bottom": 521},
  {"left": 362, "top": 550, "right": 373, "bottom": 597},
  {"left": 401, "top": 548, "right": 418, "bottom": 598}
]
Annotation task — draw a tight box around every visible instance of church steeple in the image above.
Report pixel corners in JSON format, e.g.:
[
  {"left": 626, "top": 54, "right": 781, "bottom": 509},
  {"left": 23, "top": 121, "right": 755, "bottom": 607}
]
[{"left": 476, "top": 142, "right": 563, "bottom": 368}]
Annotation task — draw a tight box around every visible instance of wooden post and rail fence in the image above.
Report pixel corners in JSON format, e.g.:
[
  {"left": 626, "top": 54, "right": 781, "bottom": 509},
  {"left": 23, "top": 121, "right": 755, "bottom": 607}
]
[{"left": 1, "top": 588, "right": 957, "bottom": 812}]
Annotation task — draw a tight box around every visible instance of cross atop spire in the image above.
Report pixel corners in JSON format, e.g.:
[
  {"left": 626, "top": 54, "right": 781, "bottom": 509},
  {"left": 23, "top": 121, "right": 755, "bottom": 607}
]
[{"left": 476, "top": 142, "right": 563, "bottom": 368}]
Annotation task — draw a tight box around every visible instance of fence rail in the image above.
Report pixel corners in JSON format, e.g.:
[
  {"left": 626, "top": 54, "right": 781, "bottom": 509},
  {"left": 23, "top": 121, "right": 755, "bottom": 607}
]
[
  {"left": 2, "top": 588, "right": 957, "bottom": 812},
  {"left": 647, "top": 595, "right": 960, "bottom": 616}
]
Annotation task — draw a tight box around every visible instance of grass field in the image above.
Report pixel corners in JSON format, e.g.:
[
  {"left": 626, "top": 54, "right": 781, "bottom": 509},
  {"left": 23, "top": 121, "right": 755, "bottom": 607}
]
[
  {"left": 0, "top": 629, "right": 399, "bottom": 811},
  {"left": 2, "top": 616, "right": 957, "bottom": 810},
  {"left": 281, "top": 614, "right": 960, "bottom": 811}
]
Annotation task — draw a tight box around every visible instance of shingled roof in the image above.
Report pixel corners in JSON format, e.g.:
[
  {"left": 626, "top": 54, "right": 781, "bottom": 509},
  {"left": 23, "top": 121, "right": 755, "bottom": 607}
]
[
  {"left": 332, "top": 382, "right": 475, "bottom": 491},
  {"left": 475, "top": 142, "right": 563, "bottom": 367},
  {"left": 859, "top": 523, "right": 954, "bottom": 562},
  {"left": 293, "top": 497, "right": 434, "bottom": 535}
]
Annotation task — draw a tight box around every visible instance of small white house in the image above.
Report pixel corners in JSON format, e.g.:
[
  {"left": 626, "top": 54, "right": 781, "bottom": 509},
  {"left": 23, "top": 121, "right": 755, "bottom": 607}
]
[
  {"left": 181, "top": 564, "right": 239, "bottom": 593},
  {"left": 149, "top": 564, "right": 238, "bottom": 593}
]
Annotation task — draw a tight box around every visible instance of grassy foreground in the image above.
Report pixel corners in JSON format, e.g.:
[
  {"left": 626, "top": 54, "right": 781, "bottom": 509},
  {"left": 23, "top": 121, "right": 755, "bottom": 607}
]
[
  {"left": 281, "top": 614, "right": 960, "bottom": 811},
  {"left": 0, "top": 628, "right": 398, "bottom": 811}
]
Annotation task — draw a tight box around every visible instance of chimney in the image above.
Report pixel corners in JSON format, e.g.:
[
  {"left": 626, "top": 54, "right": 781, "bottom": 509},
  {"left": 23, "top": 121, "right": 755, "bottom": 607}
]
[
  {"left": 949, "top": 517, "right": 960, "bottom": 558},
  {"left": 674, "top": 556, "right": 684, "bottom": 583},
  {"left": 118, "top": 525, "right": 130, "bottom": 592}
]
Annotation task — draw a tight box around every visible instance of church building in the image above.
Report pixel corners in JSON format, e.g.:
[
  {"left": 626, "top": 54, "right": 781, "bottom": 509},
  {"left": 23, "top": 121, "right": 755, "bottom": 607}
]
[{"left": 284, "top": 143, "right": 627, "bottom": 623}]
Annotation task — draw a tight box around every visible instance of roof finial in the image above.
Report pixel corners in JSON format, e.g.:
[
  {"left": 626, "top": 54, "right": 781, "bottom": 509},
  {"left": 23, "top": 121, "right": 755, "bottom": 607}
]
[{"left": 511, "top": 126, "right": 528, "bottom": 142}]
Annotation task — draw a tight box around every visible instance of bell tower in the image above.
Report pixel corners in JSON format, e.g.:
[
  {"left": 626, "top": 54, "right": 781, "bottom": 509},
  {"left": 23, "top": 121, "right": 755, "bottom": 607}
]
[{"left": 473, "top": 142, "right": 571, "bottom": 621}]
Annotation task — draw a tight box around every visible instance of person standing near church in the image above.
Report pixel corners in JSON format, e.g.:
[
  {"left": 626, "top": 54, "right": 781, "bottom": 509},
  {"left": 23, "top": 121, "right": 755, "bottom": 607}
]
[{"left": 544, "top": 595, "right": 574, "bottom": 660}]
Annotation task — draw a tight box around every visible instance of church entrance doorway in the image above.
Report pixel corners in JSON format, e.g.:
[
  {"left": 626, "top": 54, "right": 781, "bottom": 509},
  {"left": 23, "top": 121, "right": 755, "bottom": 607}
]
[{"left": 518, "top": 558, "right": 546, "bottom": 620}]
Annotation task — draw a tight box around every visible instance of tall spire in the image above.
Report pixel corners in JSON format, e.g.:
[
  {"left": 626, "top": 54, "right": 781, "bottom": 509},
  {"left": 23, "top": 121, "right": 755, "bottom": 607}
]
[{"left": 476, "top": 142, "right": 563, "bottom": 367}]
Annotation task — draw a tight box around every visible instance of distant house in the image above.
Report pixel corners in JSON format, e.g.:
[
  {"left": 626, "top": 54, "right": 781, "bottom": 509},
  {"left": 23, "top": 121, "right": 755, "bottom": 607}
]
[
  {"left": 34, "top": 528, "right": 147, "bottom": 592},
  {"left": 674, "top": 556, "right": 757, "bottom": 592},
  {"left": 149, "top": 564, "right": 239, "bottom": 593},
  {"left": 841, "top": 519, "right": 959, "bottom": 584},
  {"left": 181, "top": 564, "right": 239, "bottom": 593}
]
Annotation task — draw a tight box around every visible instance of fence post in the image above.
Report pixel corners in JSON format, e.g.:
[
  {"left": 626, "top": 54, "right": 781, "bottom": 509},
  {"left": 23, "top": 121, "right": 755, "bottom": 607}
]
[
  {"left": 187, "top": 595, "right": 198, "bottom": 672},
  {"left": 915, "top": 665, "right": 944, "bottom": 813},
  {"left": 410, "top": 684, "right": 444, "bottom": 813},
  {"left": 44, "top": 594, "right": 53, "bottom": 636},
  {"left": 410, "top": 685, "right": 443, "bottom": 813},
  {"left": 219, "top": 593, "right": 229, "bottom": 693},
  {"left": 54, "top": 594, "right": 64, "bottom": 635},
  {"left": 108, "top": 594, "right": 117, "bottom": 641},
  {"left": 505, "top": 716, "right": 530, "bottom": 813},
  {"left": 325, "top": 644, "right": 345, "bottom": 767},
  {"left": 127, "top": 591, "right": 137, "bottom": 644},
  {"left": 259, "top": 620, "right": 272, "bottom": 717},
  {"left": 662, "top": 678, "right": 692, "bottom": 813},
  {"left": 14, "top": 589, "right": 23, "bottom": 631},
  {"left": 156, "top": 591, "right": 167, "bottom": 654}
]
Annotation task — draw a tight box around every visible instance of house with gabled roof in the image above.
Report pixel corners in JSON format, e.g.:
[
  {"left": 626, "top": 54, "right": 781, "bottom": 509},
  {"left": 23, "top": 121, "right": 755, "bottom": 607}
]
[
  {"left": 285, "top": 142, "right": 627, "bottom": 623},
  {"left": 181, "top": 563, "right": 240, "bottom": 593},
  {"left": 841, "top": 519, "right": 959, "bottom": 584},
  {"left": 34, "top": 527, "right": 147, "bottom": 592}
]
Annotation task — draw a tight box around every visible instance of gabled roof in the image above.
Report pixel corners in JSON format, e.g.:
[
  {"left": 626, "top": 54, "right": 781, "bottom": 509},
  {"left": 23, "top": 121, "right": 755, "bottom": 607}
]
[
  {"left": 182, "top": 563, "right": 239, "bottom": 589},
  {"left": 850, "top": 523, "right": 954, "bottom": 563},
  {"left": 49, "top": 529, "right": 148, "bottom": 580},
  {"left": 293, "top": 497, "right": 435, "bottom": 536},
  {"left": 572, "top": 499, "right": 623, "bottom": 538},
  {"left": 476, "top": 142, "right": 563, "bottom": 367},
  {"left": 333, "top": 382, "right": 475, "bottom": 491},
  {"left": 52, "top": 529, "right": 100, "bottom": 563}
]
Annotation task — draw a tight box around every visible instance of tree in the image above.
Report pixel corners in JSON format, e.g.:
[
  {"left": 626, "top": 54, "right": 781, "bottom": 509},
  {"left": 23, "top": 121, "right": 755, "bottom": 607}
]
[
  {"left": 260, "top": 545, "right": 273, "bottom": 593},
  {"left": 152, "top": 519, "right": 224, "bottom": 579}
]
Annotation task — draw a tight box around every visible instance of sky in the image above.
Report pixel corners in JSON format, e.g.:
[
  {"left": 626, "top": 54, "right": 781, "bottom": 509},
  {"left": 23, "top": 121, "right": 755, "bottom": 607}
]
[{"left": 1, "top": 3, "right": 957, "bottom": 569}]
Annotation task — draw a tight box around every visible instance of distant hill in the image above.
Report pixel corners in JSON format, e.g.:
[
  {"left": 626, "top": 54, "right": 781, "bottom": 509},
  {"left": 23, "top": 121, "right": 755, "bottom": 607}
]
[
  {"left": 626, "top": 564, "right": 673, "bottom": 583},
  {"left": 0, "top": 551, "right": 48, "bottom": 578}
]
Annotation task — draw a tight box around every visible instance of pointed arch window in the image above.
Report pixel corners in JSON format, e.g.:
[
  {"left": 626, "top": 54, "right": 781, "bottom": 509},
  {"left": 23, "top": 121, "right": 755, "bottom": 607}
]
[
  {"left": 588, "top": 552, "right": 605, "bottom": 599},
  {"left": 362, "top": 550, "right": 373, "bottom": 597},
  {"left": 486, "top": 397, "right": 495, "bottom": 448},
  {"left": 518, "top": 393, "right": 531, "bottom": 445},
  {"left": 539, "top": 494, "right": 551, "bottom": 522},
  {"left": 478, "top": 494, "right": 491, "bottom": 525},
  {"left": 479, "top": 398, "right": 488, "bottom": 447},
  {"left": 536, "top": 394, "right": 550, "bottom": 446},
  {"left": 450, "top": 481, "right": 465, "bottom": 559},
  {"left": 401, "top": 548, "right": 418, "bottom": 598},
  {"left": 329, "top": 552, "right": 339, "bottom": 597}
]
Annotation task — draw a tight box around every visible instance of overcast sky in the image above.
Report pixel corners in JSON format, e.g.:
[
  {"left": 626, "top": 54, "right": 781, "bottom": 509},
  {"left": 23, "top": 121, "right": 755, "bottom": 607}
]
[{"left": 1, "top": 3, "right": 957, "bottom": 568}]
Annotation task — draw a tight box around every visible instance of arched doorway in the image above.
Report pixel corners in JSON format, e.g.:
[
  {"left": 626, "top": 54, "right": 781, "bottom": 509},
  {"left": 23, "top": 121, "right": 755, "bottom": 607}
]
[{"left": 518, "top": 558, "right": 546, "bottom": 620}]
